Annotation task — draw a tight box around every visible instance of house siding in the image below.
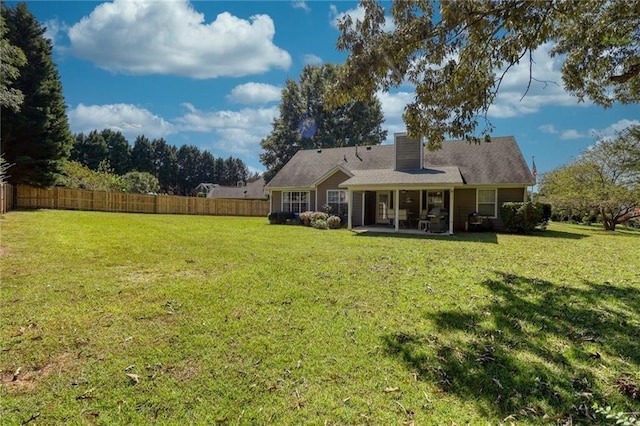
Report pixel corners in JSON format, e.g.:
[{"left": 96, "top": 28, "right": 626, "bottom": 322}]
[
  {"left": 453, "top": 188, "right": 476, "bottom": 231},
  {"left": 316, "top": 170, "right": 351, "bottom": 209},
  {"left": 271, "top": 191, "right": 281, "bottom": 213},
  {"left": 395, "top": 135, "right": 422, "bottom": 170}
]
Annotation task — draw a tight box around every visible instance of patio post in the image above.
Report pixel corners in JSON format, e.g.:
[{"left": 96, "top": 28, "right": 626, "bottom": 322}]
[
  {"left": 394, "top": 188, "right": 400, "bottom": 232},
  {"left": 347, "top": 189, "right": 353, "bottom": 230},
  {"left": 449, "top": 188, "right": 454, "bottom": 235}
]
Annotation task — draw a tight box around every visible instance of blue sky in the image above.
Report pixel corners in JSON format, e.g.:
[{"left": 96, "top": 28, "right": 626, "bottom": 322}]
[{"left": 21, "top": 0, "right": 639, "bottom": 179}]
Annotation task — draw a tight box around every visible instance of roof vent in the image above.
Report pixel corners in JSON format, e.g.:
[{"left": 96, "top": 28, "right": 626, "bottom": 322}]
[
  {"left": 317, "top": 149, "right": 322, "bottom": 153},
  {"left": 366, "top": 146, "right": 372, "bottom": 150}
]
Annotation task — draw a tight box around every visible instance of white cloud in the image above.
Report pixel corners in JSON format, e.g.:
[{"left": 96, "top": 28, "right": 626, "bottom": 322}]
[
  {"left": 67, "top": 0, "right": 291, "bottom": 79},
  {"left": 589, "top": 118, "right": 640, "bottom": 140},
  {"left": 226, "top": 83, "right": 282, "bottom": 105},
  {"left": 175, "top": 104, "right": 279, "bottom": 155},
  {"left": 488, "top": 43, "right": 590, "bottom": 118},
  {"left": 329, "top": 4, "right": 395, "bottom": 32},
  {"left": 43, "top": 18, "right": 68, "bottom": 45},
  {"left": 560, "top": 129, "right": 585, "bottom": 140},
  {"left": 303, "top": 54, "right": 323, "bottom": 65},
  {"left": 538, "top": 124, "right": 558, "bottom": 134},
  {"left": 377, "top": 91, "right": 414, "bottom": 142},
  {"left": 291, "top": 1, "right": 310, "bottom": 13},
  {"left": 68, "top": 103, "right": 175, "bottom": 139}
]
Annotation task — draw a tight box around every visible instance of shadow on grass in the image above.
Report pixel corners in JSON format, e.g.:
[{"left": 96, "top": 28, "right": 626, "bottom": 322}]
[
  {"left": 353, "top": 231, "right": 499, "bottom": 244},
  {"left": 383, "top": 272, "right": 640, "bottom": 422}
]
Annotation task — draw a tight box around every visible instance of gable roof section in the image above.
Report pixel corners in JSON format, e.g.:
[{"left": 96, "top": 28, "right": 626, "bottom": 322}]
[
  {"left": 265, "top": 145, "right": 393, "bottom": 188},
  {"left": 266, "top": 136, "right": 534, "bottom": 189}
]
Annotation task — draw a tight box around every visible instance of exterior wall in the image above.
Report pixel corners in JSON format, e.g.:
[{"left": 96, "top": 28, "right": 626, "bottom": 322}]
[
  {"left": 270, "top": 191, "right": 281, "bottom": 212},
  {"left": 316, "top": 170, "right": 350, "bottom": 209},
  {"left": 395, "top": 135, "right": 422, "bottom": 170},
  {"left": 453, "top": 188, "right": 476, "bottom": 231}
]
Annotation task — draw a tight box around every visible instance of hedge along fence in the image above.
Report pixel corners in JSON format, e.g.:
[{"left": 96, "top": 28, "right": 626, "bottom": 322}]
[{"left": 14, "top": 185, "right": 270, "bottom": 217}]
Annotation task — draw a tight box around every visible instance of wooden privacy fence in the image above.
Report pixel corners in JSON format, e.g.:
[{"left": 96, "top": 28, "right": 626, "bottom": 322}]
[
  {"left": 14, "top": 185, "right": 270, "bottom": 217},
  {"left": 1, "top": 184, "right": 15, "bottom": 214}
]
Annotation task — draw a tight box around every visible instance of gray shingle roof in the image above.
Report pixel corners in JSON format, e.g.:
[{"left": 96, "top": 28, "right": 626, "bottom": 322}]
[
  {"left": 266, "top": 136, "right": 534, "bottom": 188},
  {"left": 340, "top": 167, "right": 463, "bottom": 187},
  {"left": 265, "top": 145, "right": 394, "bottom": 188}
]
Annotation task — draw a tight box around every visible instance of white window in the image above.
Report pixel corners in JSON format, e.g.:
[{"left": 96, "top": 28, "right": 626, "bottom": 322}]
[
  {"left": 282, "top": 191, "right": 310, "bottom": 213},
  {"left": 477, "top": 189, "right": 497, "bottom": 217},
  {"left": 326, "top": 190, "right": 348, "bottom": 215}
]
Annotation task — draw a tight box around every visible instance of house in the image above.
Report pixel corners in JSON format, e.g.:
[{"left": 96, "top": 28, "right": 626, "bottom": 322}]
[
  {"left": 194, "top": 183, "right": 218, "bottom": 196},
  {"left": 264, "top": 133, "right": 535, "bottom": 233},
  {"left": 207, "top": 176, "right": 268, "bottom": 200}
]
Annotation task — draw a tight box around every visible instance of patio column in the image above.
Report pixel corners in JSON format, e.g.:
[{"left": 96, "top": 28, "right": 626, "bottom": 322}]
[
  {"left": 394, "top": 189, "right": 400, "bottom": 232},
  {"left": 347, "top": 189, "right": 353, "bottom": 230},
  {"left": 448, "top": 188, "right": 454, "bottom": 235}
]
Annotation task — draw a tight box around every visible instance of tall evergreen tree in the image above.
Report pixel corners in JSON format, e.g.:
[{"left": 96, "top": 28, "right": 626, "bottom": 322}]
[
  {"left": 0, "top": 12, "right": 26, "bottom": 112},
  {"left": 1, "top": 2, "right": 73, "bottom": 186},
  {"left": 131, "top": 135, "right": 154, "bottom": 173},
  {"left": 260, "top": 64, "right": 386, "bottom": 182},
  {"left": 151, "top": 138, "right": 177, "bottom": 193},
  {"left": 101, "top": 129, "right": 131, "bottom": 175},
  {"left": 70, "top": 131, "right": 109, "bottom": 170}
]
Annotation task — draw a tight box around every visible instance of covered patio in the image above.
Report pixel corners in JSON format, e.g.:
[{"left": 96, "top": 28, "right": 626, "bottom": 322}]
[{"left": 340, "top": 167, "right": 463, "bottom": 235}]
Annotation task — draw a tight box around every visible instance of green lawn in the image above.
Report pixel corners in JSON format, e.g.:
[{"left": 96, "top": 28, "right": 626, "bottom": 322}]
[{"left": 1, "top": 210, "right": 638, "bottom": 425}]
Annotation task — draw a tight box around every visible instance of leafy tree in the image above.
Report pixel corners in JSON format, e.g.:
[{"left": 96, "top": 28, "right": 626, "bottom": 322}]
[
  {"left": 538, "top": 126, "right": 640, "bottom": 231},
  {"left": 101, "top": 129, "right": 131, "bottom": 175},
  {"left": 71, "top": 131, "right": 109, "bottom": 170},
  {"left": 0, "top": 12, "right": 26, "bottom": 112},
  {"left": 122, "top": 171, "right": 160, "bottom": 194},
  {"left": 261, "top": 63, "right": 386, "bottom": 182},
  {"left": 1, "top": 2, "right": 74, "bottom": 187},
  {"left": 197, "top": 151, "right": 216, "bottom": 185},
  {"left": 57, "top": 160, "right": 126, "bottom": 192},
  {"left": 331, "top": 0, "right": 640, "bottom": 148}
]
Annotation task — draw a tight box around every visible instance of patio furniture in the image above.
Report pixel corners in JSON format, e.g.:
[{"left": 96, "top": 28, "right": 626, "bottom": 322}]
[{"left": 428, "top": 208, "right": 448, "bottom": 233}]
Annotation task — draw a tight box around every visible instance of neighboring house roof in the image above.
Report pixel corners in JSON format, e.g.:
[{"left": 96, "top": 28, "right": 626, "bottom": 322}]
[
  {"left": 195, "top": 183, "right": 218, "bottom": 193},
  {"left": 266, "top": 136, "right": 534, "bottom": 189},
  {"left": 208, "top": 176, "right": 267, "bottom": 200}
]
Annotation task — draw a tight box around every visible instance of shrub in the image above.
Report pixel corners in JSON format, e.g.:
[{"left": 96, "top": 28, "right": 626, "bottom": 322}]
[
  {"left": 299, "top": 211, "right": 314, "bottom": 226},
  {"left": 327, "top": 215, "right": 341, "bottom": 229},
  {"left": 500, "top": 202, "right": 543, "bottom": 233},
  {"left": 311, "top": 211, "right": 328, "bottom": 222},
  {"left": 268, "top": 211, "right": 296, "bottom": 225},
  {"left": 311, "top": 218, "right": 327, "bottom": 229}
]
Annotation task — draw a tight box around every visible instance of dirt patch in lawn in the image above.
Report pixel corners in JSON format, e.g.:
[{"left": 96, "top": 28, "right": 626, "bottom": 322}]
[{"left": 1, "top": 352, "right": 76, "bottom": 392}]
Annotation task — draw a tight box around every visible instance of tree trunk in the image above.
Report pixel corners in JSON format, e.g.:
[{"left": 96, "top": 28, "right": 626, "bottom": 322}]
[{"left": 601, "top": 207, "right": 616, "bottom": 231}]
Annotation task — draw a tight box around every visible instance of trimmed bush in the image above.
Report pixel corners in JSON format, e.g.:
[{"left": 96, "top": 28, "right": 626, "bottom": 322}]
[
  {"left": 327, "top": 215, "right": 341, "bottom": 229},
  {"left": 299, "top": 211, "right": 314, "bottom": 226},
  {"left": 500, "top": 202, "right": 544, "bottom": 233},
  {"left": 312, "top": 218, "right": 327, "bottom": 229},
  {"left": 268, "top": 211, "right": 297, "bottom": 225}
]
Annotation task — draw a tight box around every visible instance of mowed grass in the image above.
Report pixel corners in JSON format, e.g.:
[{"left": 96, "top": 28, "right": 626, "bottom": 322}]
[{"left": 1, "top": 210, "right": 639, "bottom": 425}]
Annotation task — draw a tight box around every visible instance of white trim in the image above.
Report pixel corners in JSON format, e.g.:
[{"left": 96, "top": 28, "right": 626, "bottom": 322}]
[
  {"left": 448, "top": 188, "right": 454, "bottom": 235},
  {"left": 347, "top": 189, "right": 353, "bottom": 229},
  {"left": 361, "top": 192, "right": 365, "bottom": 227},
  {"left": 476, "top": 188, "right": 498, "bottom": 218}
]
